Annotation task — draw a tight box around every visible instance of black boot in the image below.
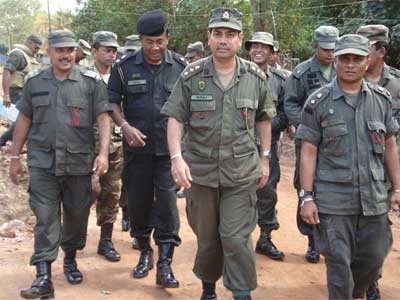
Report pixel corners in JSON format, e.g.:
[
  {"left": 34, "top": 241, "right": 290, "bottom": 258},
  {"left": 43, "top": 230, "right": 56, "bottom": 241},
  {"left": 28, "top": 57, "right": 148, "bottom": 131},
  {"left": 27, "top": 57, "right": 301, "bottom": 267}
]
[
  {"left": 132, "top": 237, "right": 139, "bottom": 250},
  {"left": 255, "top": 229, "right": 284, "bottom": 260},
  {"left": 156, "top": 243, "right": 179, "bottom": 288},
  {"left": 121, "top": 205, "right": 130, "bottom": 232},
  {"left": 305, "top": 235, "right": 320, "bottom": 263},
  {"left": 20, "top": 261, "right": 54, "bottom": 299},
  {"left": 366, "top": 280, "right": 381, "bottom": 300},
  {"left": 98, "top": 223, "right": 121, "bottom": 262},
  {"left": 63, "top": 249, "right": 83, "bottom": 284},
  {"left": 200, "top": 281, "right": 217, "bottom": 300},
  {"left": 132, "top": 238, "right": 154, "bottom": 278}
]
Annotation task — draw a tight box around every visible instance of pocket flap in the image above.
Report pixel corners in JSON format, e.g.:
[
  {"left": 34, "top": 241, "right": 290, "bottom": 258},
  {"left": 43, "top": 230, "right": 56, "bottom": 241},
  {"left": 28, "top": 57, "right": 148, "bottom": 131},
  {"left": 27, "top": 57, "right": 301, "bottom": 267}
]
[
  {"left": 67, "top": 98, "right": 88, "bottom": 108},
  {"left": 127, "top": 84, "right": 148, "bottom": 94},
  {"left": 322, "top": 122, "right": 348, "bottom": 138},
  {"left": 371, "top": 167, "right": 384, "bottom": 181},
  {"left": 233, "top": 141, "right": 256, "bottom": 158},
  {"left": 67, "top": 144, "right": 91, "bottom": 154},
  {"left": 32, "top": 96, "right": 50, "bottom": 107},
  {"left": 190, "top": 101, "right": 216, "bottom": 112},
  {"left": 317, "top": 169, "right": 352, "bottom": 183},
  {"left": 367, "top": 120, "right": 386, "bottom": 132},
  {"left": 236, "top": 98, "right": 257, "bottom": 109}
]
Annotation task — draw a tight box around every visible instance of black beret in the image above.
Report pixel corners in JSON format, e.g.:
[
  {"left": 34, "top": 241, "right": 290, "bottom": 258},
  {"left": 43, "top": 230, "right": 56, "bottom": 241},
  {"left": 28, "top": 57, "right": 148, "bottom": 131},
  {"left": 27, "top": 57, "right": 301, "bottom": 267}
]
[{"left": 137, "top": 9, "right": 167, "bottom": 36}]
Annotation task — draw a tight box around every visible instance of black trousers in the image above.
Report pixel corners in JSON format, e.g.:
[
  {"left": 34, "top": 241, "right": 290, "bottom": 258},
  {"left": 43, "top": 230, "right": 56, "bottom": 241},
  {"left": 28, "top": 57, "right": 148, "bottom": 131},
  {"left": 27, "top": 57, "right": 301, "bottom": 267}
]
[{"left": 123, "top": 153, "right": 181, "bottom": 246}]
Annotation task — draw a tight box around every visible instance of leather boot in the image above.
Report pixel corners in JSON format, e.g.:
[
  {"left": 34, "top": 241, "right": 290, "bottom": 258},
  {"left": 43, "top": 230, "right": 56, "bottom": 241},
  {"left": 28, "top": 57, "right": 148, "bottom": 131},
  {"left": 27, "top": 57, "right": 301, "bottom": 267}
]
[
  {"left": 305, "top": 235, "right": 320, "bottom": 263},
  {"left": 121, "top": 205, "right": 130, "bottom": 232},
  {"left": 63, "top": 249, "right": 83, "bottom": 284},
  {"left": 20, "top": 261, "right": 54, "bottom": 299},
  {"left": 156, "top": 243, "right": 179, "bottom": 288},
  {"left": 200, "top": 281, "right": 217, "bottom": 300},
  {"left": 98, "top": 223, "right": 121, "bottom": 262},
  {"left": 132, "top": 238, "right": 154, "bottom": 278},
  {"left": 366, "top": 280, "right": 381, "bottom": 300},
  {"left": 255, "top": 229, "right": 284, "bottom": 260}
]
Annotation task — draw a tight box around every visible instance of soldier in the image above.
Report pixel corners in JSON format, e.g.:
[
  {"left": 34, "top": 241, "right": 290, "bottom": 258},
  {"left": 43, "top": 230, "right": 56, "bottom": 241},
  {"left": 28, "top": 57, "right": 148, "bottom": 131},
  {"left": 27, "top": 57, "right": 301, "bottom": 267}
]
[
  {"left": 88, "top": 31, "right": 122, "bottom": 262},
  {"left": 9, "top": 30, "right": 111, "bottom": 299},
  {"left": 284, "top": 25, "right": 339, "bottom": 263},
  {"left": 122, "top": 34, "right": 141, "bottom": 54},
  {"left": 356, "top": 24, "right": 400, "bottom": 300},
  {"left": 75, "top": 39, "right": 91, "bottom": 65},
  {"left": 108, "top": 9, "right": 186, "bottom": 288},
  {"left": 245, "top": 31, "right": 288, "bottom": 261},
  {"left": 297, "top": 34, "right": 400, "bottom": 300},
  {"left": 161, "top": 7, "right": 275, "bottom": 300},
  {"left": 185, "top": 41, "right": 206, "bottom": 63},
  {"left": 1, "top": 34, "right": 42, "bottom": 147}
]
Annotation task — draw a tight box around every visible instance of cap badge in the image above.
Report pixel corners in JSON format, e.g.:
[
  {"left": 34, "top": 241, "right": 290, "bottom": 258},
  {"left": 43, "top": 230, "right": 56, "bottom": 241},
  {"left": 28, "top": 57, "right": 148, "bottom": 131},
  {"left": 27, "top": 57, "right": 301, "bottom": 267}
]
[
  {"left": 222, "top": 11, "right": 230, "bottom": 21},
  {"left": 198, "top": 80, "right": 206, "bottom": 91}
]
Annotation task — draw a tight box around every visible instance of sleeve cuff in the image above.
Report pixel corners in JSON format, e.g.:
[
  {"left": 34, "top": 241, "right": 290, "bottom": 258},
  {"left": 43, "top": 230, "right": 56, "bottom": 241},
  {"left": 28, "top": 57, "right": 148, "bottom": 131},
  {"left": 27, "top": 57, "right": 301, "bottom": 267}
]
[{"left": 296, "top": 124, "right": 321, "bottom": 146}]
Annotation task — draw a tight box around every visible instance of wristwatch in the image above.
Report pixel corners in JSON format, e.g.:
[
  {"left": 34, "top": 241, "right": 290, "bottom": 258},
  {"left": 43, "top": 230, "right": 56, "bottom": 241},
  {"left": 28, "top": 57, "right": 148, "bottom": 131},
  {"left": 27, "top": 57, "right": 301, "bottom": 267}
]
[
  {"left": 261, "top": 150, "right": 272, "bottom": 159},
  {"left": 299, "top": 189, "right": 314, "bottom": 199}
]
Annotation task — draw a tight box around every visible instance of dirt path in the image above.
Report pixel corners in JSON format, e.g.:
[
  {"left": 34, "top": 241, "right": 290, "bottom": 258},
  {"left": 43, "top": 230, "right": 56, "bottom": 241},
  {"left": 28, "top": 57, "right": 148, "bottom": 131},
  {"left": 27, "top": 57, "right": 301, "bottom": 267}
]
[{"left": 0, "top": 163, "right": 399, "bottom": 300}]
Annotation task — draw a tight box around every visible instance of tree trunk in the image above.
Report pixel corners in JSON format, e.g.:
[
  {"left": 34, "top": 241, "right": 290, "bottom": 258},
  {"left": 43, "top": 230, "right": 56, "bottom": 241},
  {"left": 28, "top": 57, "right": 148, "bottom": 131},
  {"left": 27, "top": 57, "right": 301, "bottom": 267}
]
[{"left": 250, "top": 0, "right": 271, "bottom": 32}]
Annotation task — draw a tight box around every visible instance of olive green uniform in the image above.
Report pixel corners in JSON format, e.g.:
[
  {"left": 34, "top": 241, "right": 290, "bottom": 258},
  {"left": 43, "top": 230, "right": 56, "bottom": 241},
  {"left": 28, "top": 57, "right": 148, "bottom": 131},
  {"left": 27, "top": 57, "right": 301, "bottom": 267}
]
[
  {"left": 161, "top": 56, "right": 275, "bottom": 291},
  {"left": 297, "top": 79, "right": 398, "bottom": 299},
  {"left": 17, "top": 65, "right": 112, "bottom": 265}
]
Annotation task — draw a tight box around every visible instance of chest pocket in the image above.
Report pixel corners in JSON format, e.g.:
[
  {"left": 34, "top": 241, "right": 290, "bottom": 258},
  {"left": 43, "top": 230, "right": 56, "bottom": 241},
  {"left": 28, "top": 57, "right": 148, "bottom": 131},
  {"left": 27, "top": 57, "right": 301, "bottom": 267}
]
[
  {"left": 189, "top": 98, "right": 216, "bottom": 129},
  {"left": 67, "top": 99, "right": 89, "bottom": 128},
  {"left": 127, "top": 84, "right": 148, "bottom": 94},
  {"left": 321, "top": 119, "right": 349, "bottom": 155},
  {"left": 235, "top": 98, "right": 257, "bottom": 130},
  {"left": 367, "top": 120, "right": 386, "bottom": 155},
  {"left": 32, "top": 96, "right": 50, "bottom": 124}
]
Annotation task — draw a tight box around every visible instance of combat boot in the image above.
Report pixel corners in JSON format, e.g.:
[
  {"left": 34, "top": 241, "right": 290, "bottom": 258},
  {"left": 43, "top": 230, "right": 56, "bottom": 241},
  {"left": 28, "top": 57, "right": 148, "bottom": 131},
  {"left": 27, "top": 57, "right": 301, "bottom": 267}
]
[
  {"left": 200, "top": 281, "right": 217, "bottom": 300},
  {"left": 63, "top": 249, "right": 83, "bottom": 284},
  {"left": 255, "top": 229, "right": 284, "bottom": 260},
  {"left": 98, "top": 223, "right": 121, "bottom": 262},
  {"left": 156, "top": 243, "right": 179, "bottom": 288},
  {"left": 20, "top": 261, "right": 54, "bottom": 299},
  {"left": 305, "top": 235, "right": 320, "bottom": 263},
  {"left": 121, "top": 205, "right": 130, "bottom": 232},
  {"left": 132, "top": 238, "right": 154, "bottom": 278},
  {"left": 366, "top": 280, "right": 381, "bottom": 300}
]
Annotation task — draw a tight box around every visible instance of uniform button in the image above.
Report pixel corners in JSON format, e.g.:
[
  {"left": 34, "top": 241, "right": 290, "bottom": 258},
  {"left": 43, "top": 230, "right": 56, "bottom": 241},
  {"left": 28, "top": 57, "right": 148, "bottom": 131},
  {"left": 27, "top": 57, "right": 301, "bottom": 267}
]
[
  {"left": 310, "top": 99, "right": 316, "bottom": 104},
  {"left": 328, "top": 108, "right": 334, "bottom": 114}
]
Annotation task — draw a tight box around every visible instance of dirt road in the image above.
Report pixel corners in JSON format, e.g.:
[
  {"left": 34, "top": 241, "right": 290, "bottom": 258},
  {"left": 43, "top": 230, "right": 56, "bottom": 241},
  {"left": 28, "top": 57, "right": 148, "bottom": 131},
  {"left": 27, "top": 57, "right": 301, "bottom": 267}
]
[{"left": 0, "top": 163, "right": 399, "bottom": 300}]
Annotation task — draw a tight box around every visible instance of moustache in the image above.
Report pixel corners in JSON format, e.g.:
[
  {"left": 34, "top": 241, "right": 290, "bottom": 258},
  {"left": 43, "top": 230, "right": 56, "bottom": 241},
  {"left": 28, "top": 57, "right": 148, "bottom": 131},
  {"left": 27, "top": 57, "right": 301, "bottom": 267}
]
[{"left": 217, "top": 44, "right": 230, "bottom": 50}]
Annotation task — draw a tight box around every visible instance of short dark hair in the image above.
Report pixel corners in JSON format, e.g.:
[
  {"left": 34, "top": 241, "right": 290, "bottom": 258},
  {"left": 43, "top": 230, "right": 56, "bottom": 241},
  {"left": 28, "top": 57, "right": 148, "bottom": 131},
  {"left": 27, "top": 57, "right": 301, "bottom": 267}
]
[{"left": 373, "top": 41, "right": 388, "bottom": 51}]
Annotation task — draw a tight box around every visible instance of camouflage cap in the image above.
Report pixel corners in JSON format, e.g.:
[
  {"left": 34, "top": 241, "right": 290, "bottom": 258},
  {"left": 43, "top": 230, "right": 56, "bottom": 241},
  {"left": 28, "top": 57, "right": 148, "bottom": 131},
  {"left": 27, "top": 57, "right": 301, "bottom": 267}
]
[
  {"left": 124, "top": 34, "right": 141, "bottom": 51},
  {"left": 314, "top": 25, "right": 339, "bottom": 49},
  {"left": 335, "top": 34, "right": 370, "bottom": 57},
  {"left": 27, "top": 34, "right": 42, "bottom": 46},
  {"left": 245, "top": 32, "right": 274, "bottom": 50},
  {"left": 356, "top": 24, "right": 389, "bottom": 44},
  {"left": 92, "top": 31, "right": 119, "bottom": 48},
  {"left": 47, "top": 30, "right": 78, "bottom": 48},
  {"left": 185, "top": 41, "right": 205, "bottom": 59},
  {"left": 208, "top": 7, "right": 242, "bottom": 32},
  {"left": 273, "top": 40, "right": 279, "bottom": 52},
  {"left": 78, "top": 39, "right": 91, "bottom": 55}
]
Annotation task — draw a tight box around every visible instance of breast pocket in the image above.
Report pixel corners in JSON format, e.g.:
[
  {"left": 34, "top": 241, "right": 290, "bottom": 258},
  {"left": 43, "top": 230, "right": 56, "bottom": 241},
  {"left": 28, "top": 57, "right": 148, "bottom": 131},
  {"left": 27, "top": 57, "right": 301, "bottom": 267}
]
[
  {"left": 126, "top": 84, "right": 149, "bottom": 108},
  {"left": 235, "top": 98, "right": 258, "bottom": 130},
  {"left": 367, "top": 120, "right": 386, "bottom": 155},
  {"left": 321, "top": 120, "right": 349, "bottom": 156},
  {"left": 32, "top": 96, "right": 50, "bottom": 124},
  {"left": 189, "top": 100, "right": 216, "bottom": 129},
  {"left": 67, "top": 98, "right": 89, "bottom": 128}
]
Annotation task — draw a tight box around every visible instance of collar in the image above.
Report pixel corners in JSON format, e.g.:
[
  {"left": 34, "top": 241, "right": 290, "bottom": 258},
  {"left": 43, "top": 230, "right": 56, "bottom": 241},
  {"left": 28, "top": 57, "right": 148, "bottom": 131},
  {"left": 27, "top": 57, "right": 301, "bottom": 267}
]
[
  {"left": 42, "top": 64, "right": 80, "bottom": 81},
  {"left": 332, "top": 78, "right": 370, "bottom": 100},
  {"left": 134, "top": 49, "right": 172, "bottom": 65},
  {"left": 201, "top": 56, "right": 247, "bottom": 78}
]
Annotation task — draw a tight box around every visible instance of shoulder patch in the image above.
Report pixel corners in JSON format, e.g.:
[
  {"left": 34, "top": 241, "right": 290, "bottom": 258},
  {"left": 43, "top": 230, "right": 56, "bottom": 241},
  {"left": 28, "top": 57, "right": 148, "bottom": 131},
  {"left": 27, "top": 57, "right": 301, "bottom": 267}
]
[
  {"left": 181, "top": 59, "right": 205, "bottom": 81},
  {"left": 246, "top": 61, "right": 266, "bottom": 80},
  {"left": 81, "top": 69, "right": 101, "bottom": 81},
  {"left": 292, "top": 59, "right": 312, "bottom": 79}
]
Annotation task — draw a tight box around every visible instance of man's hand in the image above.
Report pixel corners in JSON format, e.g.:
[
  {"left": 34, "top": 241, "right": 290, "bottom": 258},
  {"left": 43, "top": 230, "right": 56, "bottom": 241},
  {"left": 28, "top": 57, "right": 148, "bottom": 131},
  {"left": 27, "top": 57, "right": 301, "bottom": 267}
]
[
  {"left": 300, "top": 200, "right": 320, "bottom": 225},
  {"left": 390, "top": 191, "right": 400, "bottom": 217},
  {"left": 92, "top": 153, "right": 109, "bottom": 177},
  {"left": 122, "top": 124, "right": 146, "bottom": 147},
  {"left": 288, "top": 125, "right": 296, "bottom": 140},
  {"left": 256, "top": 157, "right": 269, "bottom": 190},
  {"left": 3, "top": 95, "right": 11, "bottom": 108},
  {"left": 171, "top": 156, "right": 192, "bottom": 189},
  {"left": 9, "top": 159, "right": 23, "bottom": 184}
]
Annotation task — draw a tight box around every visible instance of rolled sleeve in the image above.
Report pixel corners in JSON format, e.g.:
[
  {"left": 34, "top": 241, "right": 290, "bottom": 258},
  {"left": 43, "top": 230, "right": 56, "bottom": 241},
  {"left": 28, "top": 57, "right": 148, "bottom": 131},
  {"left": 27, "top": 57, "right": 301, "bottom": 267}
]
[
  {"left": 160, "top": 77, "right": 190, "bottom": 124},
  {"left": 296, "top": 100, "right": 321, "bottom": 146},
  {"left": 93, "top": 80, "right": 113, "bottom": 118},
  {"left": 256, "top": 81, "right": 276, "bottom": 121},
  {"left": 386, "top": 116, "right": 399, "bottom": 138},
  {"left": 16, "top": 81, "right": 33, "bottom": 118},
  {"left": 107, "top": 65, "right": 124, "bottom": 105},
  {"left": 296, "top": 124, "right": 321, "bottom": 146}
]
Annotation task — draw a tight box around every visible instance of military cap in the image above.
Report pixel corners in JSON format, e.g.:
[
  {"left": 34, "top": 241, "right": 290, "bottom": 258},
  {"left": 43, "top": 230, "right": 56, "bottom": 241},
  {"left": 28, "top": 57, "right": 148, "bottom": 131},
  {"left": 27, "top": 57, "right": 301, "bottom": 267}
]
[
  {"left": 208, "top": 7, "right": 242, "bottom": 32},
  {"left": 92, "top": 31, "right": 119, "bottom": 48},
  {"left": 124, "top": 34, "right": 141, "bottom": 51},
  {"left": 78, "top": 39, "right": 91, "bottom": 55},
  {"left": 273, "top": 41, "right": 279, "bottom": 52},
  {"left": 245, "top": 32, "right": 274, "bottom": 50},
  {"left": 47, "top": 30, "right": 78, "bottom": 48},
  {"left": 314, "top": 25, "right": 339, "bottom": 49},
  {"left": 335, "top": 34, "right": 370, "bottom": 57},
  {"left": 356, "top": 24, "right": 389, "bottom": 44},
  {"left": 137, "top": 9, "right": 167, "bottom": 36},
  {"left": 185, "top": 41, "right": 205, "bottom": 59},
  {"left": 27, "top": 34, "right": 42, "bottom": 46}
]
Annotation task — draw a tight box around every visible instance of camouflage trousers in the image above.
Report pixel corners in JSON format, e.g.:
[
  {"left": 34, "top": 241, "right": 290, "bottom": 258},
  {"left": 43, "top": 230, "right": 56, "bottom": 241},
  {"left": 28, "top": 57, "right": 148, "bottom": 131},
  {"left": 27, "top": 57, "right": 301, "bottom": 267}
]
[{"left": 93, "top": 146, "right": 123, "bottom": 226}]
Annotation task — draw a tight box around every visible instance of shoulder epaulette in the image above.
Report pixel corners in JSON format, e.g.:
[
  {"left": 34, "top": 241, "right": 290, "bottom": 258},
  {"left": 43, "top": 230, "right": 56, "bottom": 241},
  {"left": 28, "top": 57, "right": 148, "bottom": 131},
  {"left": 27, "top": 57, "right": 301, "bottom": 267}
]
[
  {"left": 114, "top": 51, "right": 135, "bottom": 66},
  {"left": 389, "top": 66, "right": 400, "bottom": 79},
  {"left": 292, "top": 59, "right": 312, "bottom": 79},
  {"left": 271, "top": 68, "right": 288, "bottom": 81},
  {"left": 81, "top": 69, "right": 101, "bottom": 81},
  {"left": 181, "top": 58, "right": 206, "bottom": 81},
  {"left": 305, "top": 85, "right": 331, "bottom": 110},
  {"left": 25, "top": 69, "right": 43, "bottom": 81},
  {"left": 172, "top": 52, "right": 188, "bottom": 67},
  {"left": 245, "top": 60, "right": 266, "bottom": 80},
  {"left": 369, "top": 82, "right": 392, "bottom": 101}
]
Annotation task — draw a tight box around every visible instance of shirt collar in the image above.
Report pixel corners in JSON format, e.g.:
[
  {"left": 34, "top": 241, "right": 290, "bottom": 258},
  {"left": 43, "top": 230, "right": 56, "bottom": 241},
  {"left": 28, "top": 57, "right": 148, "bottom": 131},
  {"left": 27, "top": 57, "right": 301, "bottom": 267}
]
[
  {"left": 134, "top": 49, "right": 172, "bottom": 65},
  {"left": 332, "top": 78, "right": 370, "bottom": 100},
  {"left": 201, "top": 56, "right": 247, "bottom": 78},
  {"left": 42, "top": 65, "right": 79, "bottom": 81}
]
